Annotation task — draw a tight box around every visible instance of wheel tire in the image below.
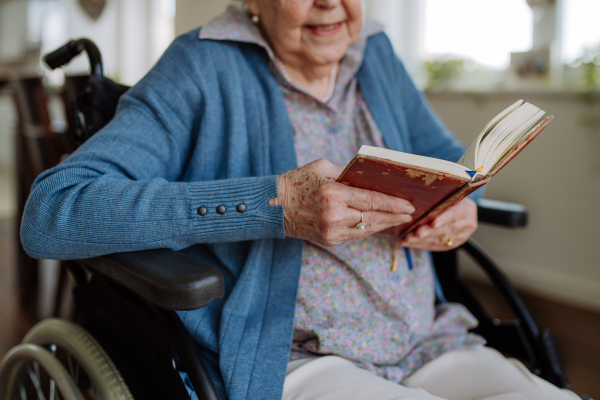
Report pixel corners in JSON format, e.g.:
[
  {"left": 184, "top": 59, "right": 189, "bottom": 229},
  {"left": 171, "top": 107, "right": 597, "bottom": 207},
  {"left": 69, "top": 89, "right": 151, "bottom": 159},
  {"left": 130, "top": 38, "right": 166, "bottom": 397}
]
[
  {"left": 0, "top": 343, "right": 85, "bottom": 400},
  {"left": 22, "top": 318, "right": 134, "bottom": 400}
]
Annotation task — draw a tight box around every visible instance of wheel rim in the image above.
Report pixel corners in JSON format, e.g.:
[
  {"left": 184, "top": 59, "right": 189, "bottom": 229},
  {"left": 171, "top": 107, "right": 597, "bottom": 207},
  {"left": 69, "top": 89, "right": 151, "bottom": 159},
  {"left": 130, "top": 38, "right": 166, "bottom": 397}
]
[
  {"left": 21, "top": 319, "right": 133, "bottom": 400},
  {"left": 42, "top": 343, "right": 102, "bottom": 399},
  {"left": 0, "top": 344, "right": 84, "bottom": 400}
]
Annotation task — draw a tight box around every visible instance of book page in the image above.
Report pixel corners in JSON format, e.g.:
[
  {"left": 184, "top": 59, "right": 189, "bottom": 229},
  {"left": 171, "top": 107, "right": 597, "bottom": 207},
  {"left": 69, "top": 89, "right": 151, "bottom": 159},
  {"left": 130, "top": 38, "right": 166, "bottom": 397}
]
[
  {"left": 477, "top": 103, "right": 543, "bottom": 174},
  {"left": 477, "top": 105, "right": 534, "bottom": 164},
  {"left": 457, "top": 99, "right": 524, "bottom": 171},
  {"left": 482, "top": 109, "right": 545, "bottom": 174},
  {"left": 358, "top": 146, "right": 471, "bottom": 179}
]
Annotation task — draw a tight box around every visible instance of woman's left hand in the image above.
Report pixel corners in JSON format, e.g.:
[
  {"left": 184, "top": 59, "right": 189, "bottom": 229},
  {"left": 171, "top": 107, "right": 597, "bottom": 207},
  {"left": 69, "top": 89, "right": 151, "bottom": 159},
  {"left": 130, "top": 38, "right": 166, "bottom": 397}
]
[{"left": 400, "top": 198, "right": 478, "bottom": 251}]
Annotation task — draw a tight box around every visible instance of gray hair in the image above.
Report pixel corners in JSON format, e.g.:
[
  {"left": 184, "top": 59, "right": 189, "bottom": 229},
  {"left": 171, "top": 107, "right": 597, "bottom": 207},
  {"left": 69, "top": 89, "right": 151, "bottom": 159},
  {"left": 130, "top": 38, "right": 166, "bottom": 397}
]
[{"left": 232, "top": 0, "right": 248, "bottom": 11}]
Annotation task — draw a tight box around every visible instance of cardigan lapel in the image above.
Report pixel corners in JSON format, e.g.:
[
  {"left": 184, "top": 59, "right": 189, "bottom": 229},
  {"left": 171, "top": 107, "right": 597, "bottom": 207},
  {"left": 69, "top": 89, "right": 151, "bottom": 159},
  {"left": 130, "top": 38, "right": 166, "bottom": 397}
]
[
  {"left": 357, "top": 34, "right": 412, "bottom": 154},
  {"left": 238, "top": 43, "right": 298, "bottom": 176},
  {"left": 215, "top": 43, "right": 301, "bottom": 400}
]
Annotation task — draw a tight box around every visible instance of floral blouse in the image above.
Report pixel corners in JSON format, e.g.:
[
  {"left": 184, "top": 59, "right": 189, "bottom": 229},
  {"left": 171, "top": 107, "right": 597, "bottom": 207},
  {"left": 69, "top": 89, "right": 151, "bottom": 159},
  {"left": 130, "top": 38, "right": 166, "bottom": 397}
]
[{"left": 201, "top": 7, "right": 484, "bottom": 383}]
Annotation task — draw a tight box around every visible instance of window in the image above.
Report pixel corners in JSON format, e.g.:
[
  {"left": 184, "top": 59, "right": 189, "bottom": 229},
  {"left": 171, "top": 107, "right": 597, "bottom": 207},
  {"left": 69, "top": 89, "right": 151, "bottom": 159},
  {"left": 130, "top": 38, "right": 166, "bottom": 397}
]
[
  {"left": 379, "top": 0, "right": 600, "bottom": 91},
  {"left": 562, "top": 0, "right": 600, "bottom": 63},
  {"left": 425, "top": 0, "right": 532, "bottom": 70}
]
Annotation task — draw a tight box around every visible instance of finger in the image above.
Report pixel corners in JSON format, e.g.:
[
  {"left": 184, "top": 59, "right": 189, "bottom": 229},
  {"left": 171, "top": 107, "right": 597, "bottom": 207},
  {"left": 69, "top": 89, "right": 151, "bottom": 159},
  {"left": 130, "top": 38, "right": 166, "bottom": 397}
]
[
  {"left": 403, "top": 234, "right": 456, "bottom": 251},
  {"left": 414, "top": 224, "right": 433, "bottom": 238},
  {"left": 431, "top": 215, "right": 448, "bottom": 229},
  {"left": 402, "top": 224, "right": 453, "bottom": 246},
  {"left": 344, "top": 209, "right": 413, "bottom": 237},
  {"left": 404, "top": 240, "right": 453, "bottom": 251},
  {"left": 309, "top": 159, "right": 345, "bottom": 180},
  {"left": 433, "top": 198, "right": 476, "bottom": 228},
  {"left": 432, "top": 209, "right": 457, "bottom": 229},
  {"left": 344, "top": 210, "right": 413, "bottom": 231},
  {"left": 325, "top": 163, "right": 345, "bottom": 180},
  {"left": 402, "top": 232, "right": 415, "bottom": 243},
  {"left": 344, "top": 187, "right": 415, "bottom": 215},
  {"left": 406, "top": 224, "right": 473, "bottom": 250},
  {"left": 400, "top": 222, "right": 438, "bottom": 244},
  {"left": 416, "top": 216, "right": 470, "bottom": 241}
]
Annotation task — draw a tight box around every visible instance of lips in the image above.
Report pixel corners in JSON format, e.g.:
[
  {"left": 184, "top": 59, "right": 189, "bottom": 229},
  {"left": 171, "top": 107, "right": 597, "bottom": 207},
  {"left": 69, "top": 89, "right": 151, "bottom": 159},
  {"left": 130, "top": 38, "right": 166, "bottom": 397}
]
[
  {"left": 305, "top": 22, "right": 343, "bottom": 36},
  {"left": 308, "top": 22, "right": 342, "bottom": 31}
]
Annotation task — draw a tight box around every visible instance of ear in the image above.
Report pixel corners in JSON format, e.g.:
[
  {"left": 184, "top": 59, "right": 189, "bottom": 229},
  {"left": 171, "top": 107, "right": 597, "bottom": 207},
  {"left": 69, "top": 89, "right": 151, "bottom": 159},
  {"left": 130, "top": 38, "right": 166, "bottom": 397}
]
[{"left": 244, "top": 0, "right": 261, "bottom": 16}]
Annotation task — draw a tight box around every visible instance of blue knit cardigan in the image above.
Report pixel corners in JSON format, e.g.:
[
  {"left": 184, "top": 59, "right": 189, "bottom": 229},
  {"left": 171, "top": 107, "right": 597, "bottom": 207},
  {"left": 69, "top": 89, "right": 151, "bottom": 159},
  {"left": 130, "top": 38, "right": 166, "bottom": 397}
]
[{"left": 22, "top": 29, "right": 475, "bottom": 399}]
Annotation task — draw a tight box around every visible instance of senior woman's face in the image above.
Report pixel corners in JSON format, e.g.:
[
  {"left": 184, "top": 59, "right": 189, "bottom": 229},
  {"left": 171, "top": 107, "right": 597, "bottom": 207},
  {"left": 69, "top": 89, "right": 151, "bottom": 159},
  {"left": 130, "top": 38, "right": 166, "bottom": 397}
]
[{"left": 245, "top": 0, "right": 364, "bottom": 67}]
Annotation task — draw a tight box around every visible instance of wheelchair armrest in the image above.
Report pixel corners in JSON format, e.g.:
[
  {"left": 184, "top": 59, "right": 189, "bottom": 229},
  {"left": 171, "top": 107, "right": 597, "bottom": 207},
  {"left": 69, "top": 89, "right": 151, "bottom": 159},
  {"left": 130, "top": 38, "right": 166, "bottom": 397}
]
[
  {"left": 477, "top": 198, "right": 528, "bottom": 228},
  {"left": 78, "top": 249, "right": 224, "bottom": 311}
]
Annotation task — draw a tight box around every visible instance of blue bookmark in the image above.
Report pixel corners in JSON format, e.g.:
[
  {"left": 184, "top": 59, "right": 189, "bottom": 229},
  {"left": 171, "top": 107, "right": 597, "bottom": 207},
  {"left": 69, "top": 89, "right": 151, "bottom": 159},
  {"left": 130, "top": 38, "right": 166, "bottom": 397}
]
[{"left": 404, "top": 247, "right": 413, "bottom": 271}]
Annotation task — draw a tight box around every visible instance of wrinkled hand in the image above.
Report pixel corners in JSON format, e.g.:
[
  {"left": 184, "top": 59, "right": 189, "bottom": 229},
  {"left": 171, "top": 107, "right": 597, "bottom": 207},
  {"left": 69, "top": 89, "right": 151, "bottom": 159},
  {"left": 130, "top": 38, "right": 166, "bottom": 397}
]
[
  {"left": 400, "top": 198, "right": 478, "bottom": 251},
  {"left": 267, "top": 159, "right": 415, "bottom": 247}
]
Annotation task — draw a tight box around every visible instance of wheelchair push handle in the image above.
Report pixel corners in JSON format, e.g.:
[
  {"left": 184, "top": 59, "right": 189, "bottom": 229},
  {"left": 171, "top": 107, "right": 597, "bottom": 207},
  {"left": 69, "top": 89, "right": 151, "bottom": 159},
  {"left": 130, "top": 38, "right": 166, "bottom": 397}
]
[{"left": 43, "top": 38, "right": 104, "bottom": 76}]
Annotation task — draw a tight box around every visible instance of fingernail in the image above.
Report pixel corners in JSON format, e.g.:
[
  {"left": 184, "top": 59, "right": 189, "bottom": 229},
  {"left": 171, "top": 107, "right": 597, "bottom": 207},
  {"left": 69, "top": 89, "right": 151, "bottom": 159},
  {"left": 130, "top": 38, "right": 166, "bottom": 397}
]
[
  {"left": 405, "top": 206, "right": 415, "bottom": 214},
  {"left": 408, "top": 236, "right": 418, "bottom": 242}
]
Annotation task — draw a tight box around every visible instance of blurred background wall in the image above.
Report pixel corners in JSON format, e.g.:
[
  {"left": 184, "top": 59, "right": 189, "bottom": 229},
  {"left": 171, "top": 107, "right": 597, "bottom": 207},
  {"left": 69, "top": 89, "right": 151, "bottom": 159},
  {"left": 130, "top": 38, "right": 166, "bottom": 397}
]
[{"left": 0, "top": 0, "right": 598, "bottom": 315}]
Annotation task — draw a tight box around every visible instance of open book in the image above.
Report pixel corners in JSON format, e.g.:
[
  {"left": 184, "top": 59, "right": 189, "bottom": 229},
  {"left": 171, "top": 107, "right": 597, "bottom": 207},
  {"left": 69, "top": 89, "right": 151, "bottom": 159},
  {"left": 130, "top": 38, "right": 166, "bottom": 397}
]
[{"left": 337, "top": 100, "right": 553, "bottom": 238}]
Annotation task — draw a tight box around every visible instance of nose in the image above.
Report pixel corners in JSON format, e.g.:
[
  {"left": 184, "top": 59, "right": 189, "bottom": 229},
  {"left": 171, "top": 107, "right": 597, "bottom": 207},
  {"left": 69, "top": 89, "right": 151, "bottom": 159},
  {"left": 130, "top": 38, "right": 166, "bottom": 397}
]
[{"left": 314, "top": 0, "right": 341, "bottom": 9}]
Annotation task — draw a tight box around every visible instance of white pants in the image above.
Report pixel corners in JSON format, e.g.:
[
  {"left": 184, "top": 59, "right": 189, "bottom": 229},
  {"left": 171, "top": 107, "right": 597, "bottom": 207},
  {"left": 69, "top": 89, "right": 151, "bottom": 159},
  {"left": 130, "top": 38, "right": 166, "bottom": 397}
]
[{"left": 283, "top": 346, "right": 579, "bottom": 400}]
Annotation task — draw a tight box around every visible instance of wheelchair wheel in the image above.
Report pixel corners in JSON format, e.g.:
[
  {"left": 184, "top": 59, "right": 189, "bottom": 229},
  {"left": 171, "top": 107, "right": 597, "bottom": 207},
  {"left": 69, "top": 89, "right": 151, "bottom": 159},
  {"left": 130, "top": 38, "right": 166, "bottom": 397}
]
[
  {"left": 0, "top": 343, "right": 84, "bottom": 400},
  {"left": 17, "top": 318, "right": 134, "bottom": 400}
]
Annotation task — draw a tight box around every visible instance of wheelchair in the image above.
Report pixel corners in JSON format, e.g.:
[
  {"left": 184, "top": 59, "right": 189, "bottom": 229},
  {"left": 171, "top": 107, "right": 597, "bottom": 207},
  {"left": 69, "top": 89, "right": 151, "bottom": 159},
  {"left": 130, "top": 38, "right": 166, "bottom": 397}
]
[{"left": 0, "top": 38, "right": 585, "bottom": 400}]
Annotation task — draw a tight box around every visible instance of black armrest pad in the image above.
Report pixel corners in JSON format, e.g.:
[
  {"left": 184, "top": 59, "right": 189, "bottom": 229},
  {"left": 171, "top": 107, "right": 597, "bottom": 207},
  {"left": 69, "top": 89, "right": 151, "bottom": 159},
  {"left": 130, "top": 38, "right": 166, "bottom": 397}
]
[
  {"left": 79, "top": 249, "right": 224, "bottom": 311},
  {"left": 477, "top": 199, "right": 528, "bottom": 228}
]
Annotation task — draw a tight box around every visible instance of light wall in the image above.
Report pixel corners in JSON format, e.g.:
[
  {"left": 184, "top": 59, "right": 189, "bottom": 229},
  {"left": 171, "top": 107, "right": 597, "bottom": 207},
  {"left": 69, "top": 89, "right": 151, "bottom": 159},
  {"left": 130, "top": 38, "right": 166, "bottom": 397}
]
[
  {"left": 427, "top": 92, "right": 600, "bottom": 311},
  {"left": 0, "top": 0, "right": 28, "bottom": 62},
  {"left": 364, "top": 0, "right": 424, "bottom": 76},
  {"left": 175, "top": 0, "right": 227, "bottom": 36}
]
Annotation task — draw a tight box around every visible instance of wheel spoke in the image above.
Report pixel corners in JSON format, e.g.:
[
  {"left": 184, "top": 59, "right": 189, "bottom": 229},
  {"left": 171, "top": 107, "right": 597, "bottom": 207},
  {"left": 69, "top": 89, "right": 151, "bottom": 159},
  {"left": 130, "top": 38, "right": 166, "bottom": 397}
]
[
  {"left": 19, "top": 382, "right": 26, "bottom": 400},
  {"left": 27, "top": 364, "right": 46, "bottom": 400},
  {"left": 66, "top": 352, "right": 80, "bottom": 387},
  {"left": 49, "top": 379, "right": 56, "bottom": 400},
  {"left": 33, "top": 362, "right": 41, "bottom": 389},
  {"left": 48, "top": 344, "right": 57, "bottom": 400}
]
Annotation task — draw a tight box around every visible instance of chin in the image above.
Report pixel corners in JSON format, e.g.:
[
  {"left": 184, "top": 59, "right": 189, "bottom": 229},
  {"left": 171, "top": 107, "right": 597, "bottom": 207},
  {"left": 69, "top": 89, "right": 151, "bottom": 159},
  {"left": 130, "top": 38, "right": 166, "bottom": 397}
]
[{"left": 306, "top": 46, "right": 349, "bottom": 66}]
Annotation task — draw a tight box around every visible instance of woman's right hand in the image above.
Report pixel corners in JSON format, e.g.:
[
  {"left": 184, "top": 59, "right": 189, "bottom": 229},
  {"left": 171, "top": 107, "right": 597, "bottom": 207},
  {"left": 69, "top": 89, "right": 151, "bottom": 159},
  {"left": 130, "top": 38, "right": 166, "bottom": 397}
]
[{"left": 267, "top": 159, "right": 415, "bottom": 247}]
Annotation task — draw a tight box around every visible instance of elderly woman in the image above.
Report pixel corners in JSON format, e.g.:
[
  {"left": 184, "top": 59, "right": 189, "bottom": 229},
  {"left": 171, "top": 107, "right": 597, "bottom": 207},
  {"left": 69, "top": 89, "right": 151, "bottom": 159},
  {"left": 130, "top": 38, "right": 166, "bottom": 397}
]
[{"left": 22, "top": 1, "right": 578, "bottom": 399}]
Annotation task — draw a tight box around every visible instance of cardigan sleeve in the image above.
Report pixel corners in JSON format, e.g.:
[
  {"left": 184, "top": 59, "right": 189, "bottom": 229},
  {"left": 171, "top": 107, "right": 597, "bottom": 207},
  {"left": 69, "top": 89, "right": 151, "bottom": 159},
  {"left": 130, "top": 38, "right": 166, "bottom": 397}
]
[{"left": 21, "top": 36, "right": 284, "bottom": 260}]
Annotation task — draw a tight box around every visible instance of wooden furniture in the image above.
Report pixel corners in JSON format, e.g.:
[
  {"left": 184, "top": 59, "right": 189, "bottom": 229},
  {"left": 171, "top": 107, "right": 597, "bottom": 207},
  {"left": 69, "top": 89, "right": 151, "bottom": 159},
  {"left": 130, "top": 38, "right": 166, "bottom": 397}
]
[{"left": 11, "top": 77, "right": 69, "bottom": 324}]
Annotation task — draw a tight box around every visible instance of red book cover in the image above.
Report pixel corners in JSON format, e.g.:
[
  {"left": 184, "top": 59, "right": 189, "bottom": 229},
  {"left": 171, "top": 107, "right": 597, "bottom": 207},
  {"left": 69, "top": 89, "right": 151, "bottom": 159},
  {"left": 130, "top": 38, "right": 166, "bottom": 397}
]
[
  {"left": 337, "top": 157, "right": 470, "bottom": 236},
  {"left": 336, "top": 115, "right": 553, "bottom": 238}
]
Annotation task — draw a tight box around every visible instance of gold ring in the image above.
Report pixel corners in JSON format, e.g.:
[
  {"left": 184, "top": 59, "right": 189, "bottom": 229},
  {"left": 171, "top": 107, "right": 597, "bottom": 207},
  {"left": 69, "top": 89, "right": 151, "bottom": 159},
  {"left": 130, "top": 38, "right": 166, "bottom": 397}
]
[
  {"left": 444, "top": 236, "right": 454, "bottom": 247},
  {"left": 356, "top": 212, "right": 366, "bottom": 230}
]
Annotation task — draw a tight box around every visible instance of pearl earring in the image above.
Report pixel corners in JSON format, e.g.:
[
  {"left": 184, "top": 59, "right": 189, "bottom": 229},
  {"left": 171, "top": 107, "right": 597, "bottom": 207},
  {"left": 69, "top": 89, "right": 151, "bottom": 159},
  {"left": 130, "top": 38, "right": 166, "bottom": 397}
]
[{"left": 251, "top": 15, "right": 259, "bottom": 24}]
